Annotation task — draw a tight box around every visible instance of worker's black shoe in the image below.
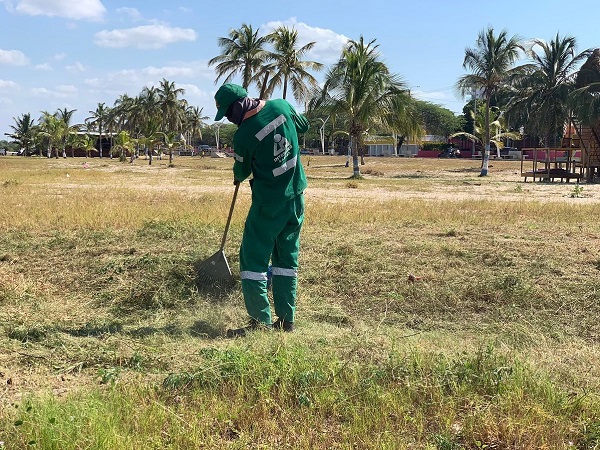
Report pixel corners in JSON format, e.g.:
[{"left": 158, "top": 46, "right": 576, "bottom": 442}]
[
  {"left": 226, "top": 319, "right": 272, "bottom": 338},
  {"left": 272, "top": 318, "right": 295, "bottom": 333}
]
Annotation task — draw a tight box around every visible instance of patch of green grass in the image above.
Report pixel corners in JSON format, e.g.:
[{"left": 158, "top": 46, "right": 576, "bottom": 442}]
[
  {"left": 1, "top": 157, "right": 600, "bottom": 448},
  {"left": 3, "top": 344, "right": 598, "bottom": 448}
]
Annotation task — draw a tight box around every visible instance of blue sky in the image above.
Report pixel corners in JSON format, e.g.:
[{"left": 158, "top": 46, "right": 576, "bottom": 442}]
[{"left": 1, "top": 0, "right": 600, "bottom": 137}]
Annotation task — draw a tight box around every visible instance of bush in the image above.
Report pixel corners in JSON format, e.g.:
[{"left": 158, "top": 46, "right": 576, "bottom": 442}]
[{"left": 422, "top": 142, "right": 448, "bottom": 151}]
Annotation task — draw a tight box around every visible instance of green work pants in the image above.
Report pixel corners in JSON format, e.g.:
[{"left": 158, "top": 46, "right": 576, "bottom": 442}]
[{"left": 239, "top": 194, "right": 304, "bottom": 324}]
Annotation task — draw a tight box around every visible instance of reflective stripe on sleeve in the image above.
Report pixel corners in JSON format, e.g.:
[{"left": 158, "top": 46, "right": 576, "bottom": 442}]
[
  {"left": 234, "top": 153, "right": 244, "bottom": 162},
  {"left": 240, "top": 271, "right": 268, "bottom": 281},
  {"left": 271, "top": 267, "right": 297, "bottom": 277},
  {"left": 272, "top": 155, "right": 297, "bottom": 177}
]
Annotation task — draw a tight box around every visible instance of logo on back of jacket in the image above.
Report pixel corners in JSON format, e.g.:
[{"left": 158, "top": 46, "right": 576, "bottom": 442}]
[{"left": 273, "top": 133, "right": 292, "bottom": 163}]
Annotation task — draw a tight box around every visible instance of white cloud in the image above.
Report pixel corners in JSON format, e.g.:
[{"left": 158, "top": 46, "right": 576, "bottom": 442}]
[
  {"left": 0, "top": 48, "right": 29, "bottom": 66},
  {"left": 142, "top": 65, "right": 195, "bottom": 78},
  {"left": 31, "top": 84, "right": 78, "bottom": 98},
  {"left": 0, "top": 79, "right": 19, "bottom": 90},
  {"left": 263, "top": 18, "right": 348, "bottom": 64},
  {"left": 94, "top": 25, "right": 197, "bottom": 50},
  {"left": 35, "top": 63, "right": 53, "bottom": 71},
  {"left": 65, "top": 61, "right": 86, "bottom": 73},
  {"left": 14, "top": 0, "right": 106, "bottom": 20},
  {"left": 116, "top": 7, "right": 142, "bottom": 21}
]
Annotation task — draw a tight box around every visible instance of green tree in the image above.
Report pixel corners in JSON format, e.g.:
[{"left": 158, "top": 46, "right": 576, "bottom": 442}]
[
  {"left": 56, "top": 107, "right": 78, "bottom": 158},
  {"left": 456, "top": 27, "right": 524, "bottom": 176},
  {"left": 571, "top": 48, "right": 600, "bottom": 126},
  {"left": 157, "top": 78, "right": 186, "bottom": 133},
  {"left": 86, "top": 103, "right": 111, "bottom": 158},
  {"left": 112, "top": 130, "right": 134, "bottom": 162},
  {"left": 510, "top": 34, "right": 591, "bottom": 147},
  {"left": 5, "top": 113, "right": 36, "bottom": 156},
  {"left": 184, "top": 106, "right": 208, "bottom": 148},
  {"left": 208, "top": 23, "right": 271, "bottom": 90},
  {"left": 415, "top": 101, "right": 464, "bottom": 137},
  {"left": 77, "top": 133, "right": 97, "bottom": 158},
  {"left": 38, "top": 111, "right": 66, "bottom": 159},
  {"left": 264, "top": 26, "right": 323, "bottom": 102},
  {"left": 451, "top": 106, "right": 521, "bottom": 155},
  {"left": 312, "top": 36, "right": 419, "bottom": 177}
]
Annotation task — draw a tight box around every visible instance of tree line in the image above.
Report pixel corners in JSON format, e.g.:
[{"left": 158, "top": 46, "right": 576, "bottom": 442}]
[{"left": 5, "top": 24, "right": 600, "bottom": 177}]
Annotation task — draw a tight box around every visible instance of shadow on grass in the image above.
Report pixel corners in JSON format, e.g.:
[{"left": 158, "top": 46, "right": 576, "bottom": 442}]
[
  {"left": 190, "top": 320, "right": 222, "bottom": 339},
  {"left": 61, "top": 321, "right": 221, "bottom": 339},
  {"left": 448, "top": 167, "right": 483, "bottom": 173},
  {"left": 309, "top": 164, "right": 348, "bottom": 169},
  {"left": 392, "top": 174, "right": 430, "bottom": 179},
  {"left": 61, "top": 321, "right": 124, "bottom": 337},
  {"left": 128, "top": 324, "right": 185, "bottom": 338}
]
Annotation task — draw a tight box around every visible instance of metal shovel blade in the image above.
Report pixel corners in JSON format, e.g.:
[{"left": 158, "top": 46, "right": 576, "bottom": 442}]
[{"left": 196, "top": 249, "right": 233, "bottom": 288}]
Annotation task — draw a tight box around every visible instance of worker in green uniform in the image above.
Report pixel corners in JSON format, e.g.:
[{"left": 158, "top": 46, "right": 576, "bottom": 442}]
[{"left": 213, "top": 83, "right": 309, "bottom": 337}]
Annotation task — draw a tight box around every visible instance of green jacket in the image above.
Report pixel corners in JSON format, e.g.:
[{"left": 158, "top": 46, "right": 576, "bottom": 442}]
[{"left": 233, "top": 99, "right": 309, "bottom": 206}]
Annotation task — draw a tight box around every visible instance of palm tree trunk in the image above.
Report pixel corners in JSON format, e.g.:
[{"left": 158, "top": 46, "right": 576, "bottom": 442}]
[
  {"left": 480, "top": 99, "right": 491, "bottom": 176},
  {"left": 352, "top": 135, "right": 360, "bottom": 177}
]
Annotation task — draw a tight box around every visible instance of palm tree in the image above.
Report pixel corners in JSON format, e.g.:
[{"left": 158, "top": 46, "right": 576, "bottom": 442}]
[
  {"left": 263, "top": 26, "right": 323, "bottom": 102},
  {"left": 38, "top": 111, "right": 66, "bottom": 159},
  {"left": 312, "top": 36, "right": 419, "bottom": 177},
  {"left": 77, "top": 134, "right": 96, "bottom": 158},
  {"left": 112, "top": 93, "right": 135, "bottom": 132},
  {"left": 451, "top": 106, "right": 521, "bottom": 154},
  {"left": 86, "top": 103, "right": 111, "bottom": 158},
  {"left": 208, "top": 23, "right": 271, "bottom": 90},
  {"left": 139, "top": 117, "right": 163, "bottom": 166},
  {"left": 456, "top": 27, "right": 524, "bottom": 176},
  {"left": 571, "top": 48, "right": 600, "bottom": 124},
  {"left": 5, "top": 113, "right": 35, "bottom": 156},
  {"left": 509, "top": 34, "right": 591, "bottom": 148},
  {"left": 158, "top": 131, "right": 186, "bottom": 166},
  {"left": 184, "top": 105, "right": 208, "bottom": 148},
  {"left": 157, "top": 78, "right": 186, "bottom": 133},
  {"left": 55, "top": 107, "right": 78, "bottom": 157},
  {"left": 112, "top": 130, "right": 134, "bottom": 162}
]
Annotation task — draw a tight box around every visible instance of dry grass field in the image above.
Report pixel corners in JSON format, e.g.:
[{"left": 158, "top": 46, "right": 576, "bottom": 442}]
[{"left": 1, "top": 154, "right": 600, "bottom": 449}]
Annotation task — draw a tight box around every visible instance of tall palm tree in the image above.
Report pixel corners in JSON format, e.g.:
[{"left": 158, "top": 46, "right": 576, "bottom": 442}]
[
  {"left": 313, "top": 36, "right": 419, "bottom": 177},
  {"left": 571, "top": 48, "right": 600, "bottom": 125},
  {"left": 112, "top": 93, "right": 135, "bottom": 130},
  {"left": 86, "top": 103, "right": 111, "bottom": 158},
  {"left": 184, "top": 105, "right": 208, "bottom": 147},
  {"left": 157, "top": 78, "right": 186, "bottom": 133},
  {"left": 56, "top": 107, "right": 78, "bottom": 157},
  {"left": 456, "top": 27, "right": 524, "bottom": 176},
  {"left": 6, "top": 113, "right": 36, "bottom": 156},
  {"left": 139, "top": 117, "right": 163, "bottom": 166},
  {"left": 509, "top": 34, "right": 591, "bottom": 147},
  {"left": 264, "top": 26, "right": 323, "bottom": 102},
  {"left": 208, "top": 23, "right": 271, "bottom": 90}
]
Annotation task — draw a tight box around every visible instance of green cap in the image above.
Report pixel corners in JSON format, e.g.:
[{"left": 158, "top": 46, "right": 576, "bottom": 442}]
[{"left": 214, "top": 83, "right": 247, "bottom": 121}]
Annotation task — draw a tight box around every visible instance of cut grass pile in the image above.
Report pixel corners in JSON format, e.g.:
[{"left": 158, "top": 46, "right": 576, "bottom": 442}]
[{"left": 1, "top": 156, "right": 600, "bottom": 449}]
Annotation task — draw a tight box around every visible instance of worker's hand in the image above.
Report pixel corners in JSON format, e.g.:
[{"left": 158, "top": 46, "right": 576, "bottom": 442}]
[{"left": 233, "top": 179, "right": 240, "bottom": 186}]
